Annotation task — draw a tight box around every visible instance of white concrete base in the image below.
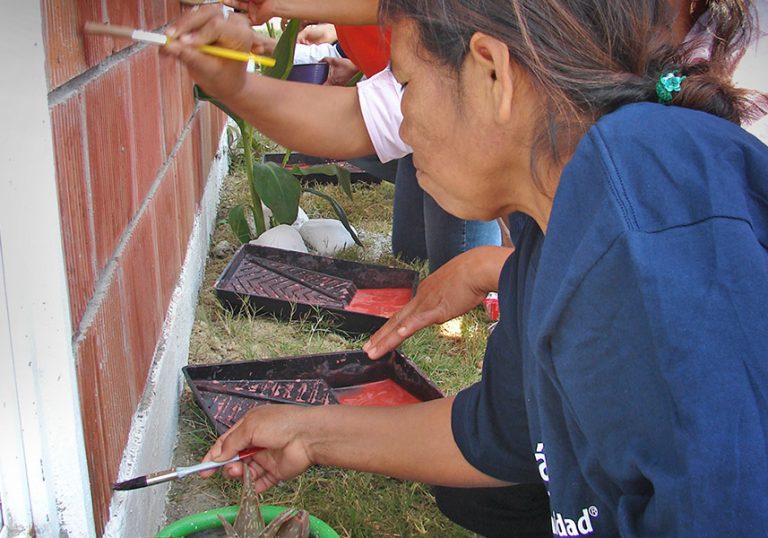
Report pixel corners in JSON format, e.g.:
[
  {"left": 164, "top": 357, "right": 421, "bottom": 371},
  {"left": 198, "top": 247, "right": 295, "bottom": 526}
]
[{"left": 102, "top": 127, "right": 230, "bottom": 538}]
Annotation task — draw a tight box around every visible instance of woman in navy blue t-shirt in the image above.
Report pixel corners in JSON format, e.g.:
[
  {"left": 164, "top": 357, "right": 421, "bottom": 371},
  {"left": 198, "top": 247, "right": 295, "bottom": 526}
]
[{"left": 167, "top": 1, "right": 768, "bottom": 535}]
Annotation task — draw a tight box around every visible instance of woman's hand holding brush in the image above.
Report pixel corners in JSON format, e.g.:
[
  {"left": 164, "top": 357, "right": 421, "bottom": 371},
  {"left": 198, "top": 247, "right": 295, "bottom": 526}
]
[{"left": 162, "top": 6, "right": 256, "bottom": 101}]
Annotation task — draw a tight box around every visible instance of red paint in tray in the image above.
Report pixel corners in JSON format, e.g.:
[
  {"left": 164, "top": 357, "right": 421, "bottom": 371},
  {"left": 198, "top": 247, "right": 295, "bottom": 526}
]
[
  {"left": 343, "top": 288, "right": 412, "bottom": 317},
  {"left": 333, "top": 379, "right": 421, "bottom": 406}
]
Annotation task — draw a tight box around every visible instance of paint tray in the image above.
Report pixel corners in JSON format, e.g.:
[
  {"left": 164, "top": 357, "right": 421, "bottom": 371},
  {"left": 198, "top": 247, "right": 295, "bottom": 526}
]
[
  {"left": 183, "top": 350, "right": 444, "bottom": 435},
  {"left": 262, "top": 152, "right": 384, "bottom": 184},
  {"left": 214, "top": 244, "right": 419, "bottom": 334}
]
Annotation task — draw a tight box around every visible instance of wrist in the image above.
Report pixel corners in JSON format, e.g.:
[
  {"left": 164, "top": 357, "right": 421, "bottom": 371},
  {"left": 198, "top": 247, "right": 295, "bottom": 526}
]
[
  {"left": 294, "top": 405, "right": 327, "bottom": 466},
  {"left": 271, "top": 0, "right": 294, "bottom": 19},
  {"left": 473, "top": 246, "right": 514, "bottom": 292},
  {"left": 224, "top": 75, "right": 255, "bottom": 111}
]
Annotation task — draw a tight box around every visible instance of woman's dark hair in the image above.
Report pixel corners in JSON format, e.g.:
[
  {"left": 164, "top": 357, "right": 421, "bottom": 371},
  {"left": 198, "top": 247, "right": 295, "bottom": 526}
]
[{"left": 380, "top": 0, "right": 765, "bottom": 169}]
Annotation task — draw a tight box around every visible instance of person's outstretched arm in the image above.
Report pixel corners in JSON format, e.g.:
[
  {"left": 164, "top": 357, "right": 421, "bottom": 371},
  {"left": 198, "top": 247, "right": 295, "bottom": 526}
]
[
  {"left": 164, "top": 7, "right": 376, "bottom": 158},
  {"left": 223, "top": 0, "right": 380, "bottom": 25},
  {"left": 201, "top": 396, "right": 509, "bottom": 493},
  {"left": 224, "top": 74, "right": 374, "bottom": 158},
  {"left": 364, "top": 246, "right": 514, "bottom": 359}
]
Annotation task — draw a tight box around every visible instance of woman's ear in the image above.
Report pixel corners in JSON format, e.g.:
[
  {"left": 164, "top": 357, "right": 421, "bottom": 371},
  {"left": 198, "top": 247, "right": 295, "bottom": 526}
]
[{"left": 467, "top": 32, "right": 515, "bottom": 122}]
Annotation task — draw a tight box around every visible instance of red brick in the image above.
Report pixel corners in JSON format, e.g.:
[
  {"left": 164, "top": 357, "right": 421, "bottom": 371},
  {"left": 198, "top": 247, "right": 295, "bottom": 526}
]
[
  {"left": 151, "top": 165, "right": 182, "bottom": 312},
  {"left": 175, "top": 133, "right": 196, "bottom": 251},
  {"left": 220, "top": 108, "right": 229, "bottom": 134},
  {"left": 166, "top": 0, "right": 181, "bottom": 25},
  {"left": 201, "top": 103, "right": 212, "bottom": 169},
  {"left": 43, "top": 0, "right": 111, "bottom": 89},
  {"left": 190, "top": 113, "right": 205, "bottom": 201},
  {"left": 96, "top": 278, "right": 139, "bottom": 444},
  {"left": 105, "top": 0, "right": 141, "bottom": 53},
  {"left": 198, "top": 105, "right": 213, "bottom": 180},
  {"left": 180, "top": 63, "right": 197, "bottom": 123},
  {"left": 208, "top": 103, "right": 224, "bottom": 166},
  {"left": 77, "top": 277, "right": 134, "bottom": 535},
  {"left": 84, "top": 63, "right": 134, "bottom": 272},
  {"left": 212, "top": 107, "right": 227, "bottom": 153},
  {"left": 76, "top": 331, "right": 110, "bottom": 535},
  {"left": 167, "top": 162, "right": 188, "bottom": 264},
  {"left": 129, "top": 48, "right": 164, "bottom": 207},
  {"left": 143, "top": 0, "right": 167, "bottom": 30},
  {"left": 50, "top": 94, "right": 96, "bottom": 331},
  {"left": 159, "top": 53, "right": 184, "bottom": 162},
  {"left": 118, "top": 209, "right": 162, "bottom": 394}
]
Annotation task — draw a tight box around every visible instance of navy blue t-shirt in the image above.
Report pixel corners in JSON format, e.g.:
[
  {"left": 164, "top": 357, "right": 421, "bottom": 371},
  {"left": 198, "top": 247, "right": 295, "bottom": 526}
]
[{"left": 453, "top": 103, "right": 768, "bottom": 536}]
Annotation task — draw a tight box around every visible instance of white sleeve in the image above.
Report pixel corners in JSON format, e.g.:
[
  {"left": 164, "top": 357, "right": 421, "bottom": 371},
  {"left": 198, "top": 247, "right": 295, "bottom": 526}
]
[
  {"left": 357, "top": 68, "right": 413, "bottom": 163},
  {"left": 292, "top": 43, "right": 342, "bottom": 65}
]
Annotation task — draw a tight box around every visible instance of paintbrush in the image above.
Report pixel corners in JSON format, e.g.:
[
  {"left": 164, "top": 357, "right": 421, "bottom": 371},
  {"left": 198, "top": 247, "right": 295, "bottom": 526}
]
[
  {"left": 83, "top": 22, "right": 277, "bottom": 67},
  {"left": 113, "top": 447, "right": 263, "bottom": 491}
]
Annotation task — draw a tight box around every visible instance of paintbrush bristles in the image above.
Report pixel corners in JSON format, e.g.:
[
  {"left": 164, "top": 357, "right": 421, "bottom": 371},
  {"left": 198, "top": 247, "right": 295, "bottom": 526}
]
[
  {"left": 112, "top": 476, "right": 148, "bottom": 491},
  {"left": 83, "top": 22, "right": 135, "bottom": 39}
]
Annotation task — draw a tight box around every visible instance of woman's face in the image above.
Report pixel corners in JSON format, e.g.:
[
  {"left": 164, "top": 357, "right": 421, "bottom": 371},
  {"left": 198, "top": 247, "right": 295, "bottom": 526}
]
[{"left": 390, "top": 20, "right": 526, "bottom": 222}]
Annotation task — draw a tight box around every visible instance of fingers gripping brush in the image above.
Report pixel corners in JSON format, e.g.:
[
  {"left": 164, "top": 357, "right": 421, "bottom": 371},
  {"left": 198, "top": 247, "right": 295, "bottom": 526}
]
[
  {"left": 113, "top": 447, "right": 263, "bottom": 491},
  {"left": 83, "top": 22, "right": 277, "bottom": 67}
]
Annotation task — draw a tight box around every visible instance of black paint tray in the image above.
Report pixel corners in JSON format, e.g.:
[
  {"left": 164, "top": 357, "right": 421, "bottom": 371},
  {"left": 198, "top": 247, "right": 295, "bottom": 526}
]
[
  {"left": 262, "top": 152, "right": 384, "bottom": 184},
  {"left": 183, "top": 350, "right": 444, "bottom": 435},
  {"left": 214, "top": 244, "right": 419, "bottom": 334}
]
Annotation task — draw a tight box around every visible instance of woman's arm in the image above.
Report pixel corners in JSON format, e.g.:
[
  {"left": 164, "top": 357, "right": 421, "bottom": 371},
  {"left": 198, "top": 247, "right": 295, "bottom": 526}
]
[
  {"left": 203, "top": 397, "right": 508, "bottom": 493},
  {"left": 164, "top": 7, "right": 376, "bottom": 158},
  {"left": 364, "top": 246, "right": 514, "bottom": 359},
  {"left": 226, "top": 75, "right": 375, "bottom": 158}
]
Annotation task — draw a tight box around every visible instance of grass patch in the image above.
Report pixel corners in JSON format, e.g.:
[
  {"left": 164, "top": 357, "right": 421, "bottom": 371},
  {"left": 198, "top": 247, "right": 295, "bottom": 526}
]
[{"left": 166, "top": 138, "right": 487, "bottom": 537}]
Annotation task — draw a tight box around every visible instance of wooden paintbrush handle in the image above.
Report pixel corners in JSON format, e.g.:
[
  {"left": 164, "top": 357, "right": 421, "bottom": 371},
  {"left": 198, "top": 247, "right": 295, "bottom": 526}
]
[{"left": 83, "top": 22, "right": 134, "bottom": 39}]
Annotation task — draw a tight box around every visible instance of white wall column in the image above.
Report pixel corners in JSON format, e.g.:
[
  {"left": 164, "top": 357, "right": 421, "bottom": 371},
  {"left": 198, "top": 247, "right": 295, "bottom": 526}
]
[{"left": 0, "top": 3, "right": 95, "bottom": 537}]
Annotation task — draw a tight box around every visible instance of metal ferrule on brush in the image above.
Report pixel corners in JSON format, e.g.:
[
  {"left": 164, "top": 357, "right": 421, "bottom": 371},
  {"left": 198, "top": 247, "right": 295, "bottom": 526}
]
[{"left": 144, "top": 468, "right": 180, "bottom": 486}]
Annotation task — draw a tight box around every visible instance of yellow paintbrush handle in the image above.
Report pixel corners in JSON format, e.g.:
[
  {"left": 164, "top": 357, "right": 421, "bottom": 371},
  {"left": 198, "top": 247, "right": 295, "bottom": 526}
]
[
  {"left": 198, "top": 44, "right": 276, "bottom": 67},
  {"left": 83, "top": 22, "right": 277, "bottom": 68}
]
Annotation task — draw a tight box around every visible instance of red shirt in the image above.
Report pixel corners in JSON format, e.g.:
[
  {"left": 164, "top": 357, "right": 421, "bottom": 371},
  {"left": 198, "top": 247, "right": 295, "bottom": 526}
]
[{"left": 334, "top": 25, "right": 391, "bottom": 78}]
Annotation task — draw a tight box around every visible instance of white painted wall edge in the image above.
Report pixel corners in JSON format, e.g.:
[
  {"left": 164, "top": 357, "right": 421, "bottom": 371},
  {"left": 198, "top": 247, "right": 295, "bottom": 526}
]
[
  {"left": 102, "top": 127, "right": 230, "bottom": 538},
  {"left": 0, "top": 3, "right": 94, "bottom": 537},
  {"left": 0, "top": 239, "right": 34, "bottom": 537}
]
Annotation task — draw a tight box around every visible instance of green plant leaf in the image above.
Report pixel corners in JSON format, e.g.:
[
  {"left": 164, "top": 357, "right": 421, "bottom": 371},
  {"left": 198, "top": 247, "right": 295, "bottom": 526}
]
[
  {"left": 304, "top": 187, "right": 363, "bottom": 246},
  {"left": 228, "top": 205, "right": 253, "bottom": 244},
  {"left": 281, "top": 149, "right": 293, "bottom": 167},
  {"left": 252, "top": 162, "right": 301, "bottom": 225},
  {"left": 290, "top": 164, "right": 353, "bottom": 200},
  {"left": 266, "top": 20, "right": 276, "bottom": 39},
  {"left": 262, "top": 19, "right": 301, "bottom": 80},
  {"left": 240, "top": 125, "right": 267, "bottom": 237},
  {"left": 193, "top": 85, "right": 245, "bottom": 131},
  {"left": 345, "top": 71, "right": 364, "bottom": 87}
]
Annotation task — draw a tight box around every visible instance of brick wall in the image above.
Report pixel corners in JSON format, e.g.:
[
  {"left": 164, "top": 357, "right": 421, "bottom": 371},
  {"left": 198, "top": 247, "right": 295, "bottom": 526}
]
[{"left": 43, "top": 1, "right": 227, "bottom": 533}]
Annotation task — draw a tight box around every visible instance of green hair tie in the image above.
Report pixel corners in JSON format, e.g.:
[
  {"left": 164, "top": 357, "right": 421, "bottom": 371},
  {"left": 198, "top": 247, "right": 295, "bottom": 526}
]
[{"left": 656, "top": 71, "right": 686, "bottom": 104}]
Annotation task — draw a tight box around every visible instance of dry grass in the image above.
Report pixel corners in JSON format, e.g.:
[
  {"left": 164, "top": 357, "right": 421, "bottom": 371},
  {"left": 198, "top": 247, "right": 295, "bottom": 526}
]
[{"left": 163, "top": 139, "right": 489, "bottom": 537}]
